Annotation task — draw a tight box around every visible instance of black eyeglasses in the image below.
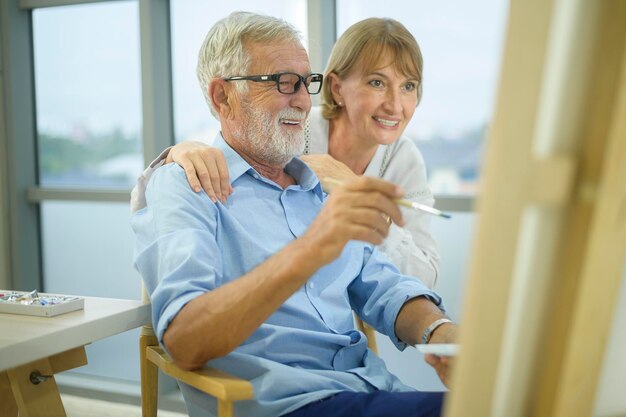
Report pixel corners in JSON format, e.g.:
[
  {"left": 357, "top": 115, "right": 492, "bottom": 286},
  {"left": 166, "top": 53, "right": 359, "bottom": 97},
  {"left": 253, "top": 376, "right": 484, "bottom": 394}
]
[{"left": 223, "top": 72, "right": 323, "bottom": 95}]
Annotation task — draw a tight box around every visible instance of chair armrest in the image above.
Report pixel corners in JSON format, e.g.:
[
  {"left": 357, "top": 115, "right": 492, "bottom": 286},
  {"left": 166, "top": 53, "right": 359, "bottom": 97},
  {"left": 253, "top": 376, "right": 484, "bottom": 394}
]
[
  {"left": 146, "top": 346, "right": 254, "bottom": 401},
  {"left": 355, "top": 314, "right": 379, "bottom": 354}
]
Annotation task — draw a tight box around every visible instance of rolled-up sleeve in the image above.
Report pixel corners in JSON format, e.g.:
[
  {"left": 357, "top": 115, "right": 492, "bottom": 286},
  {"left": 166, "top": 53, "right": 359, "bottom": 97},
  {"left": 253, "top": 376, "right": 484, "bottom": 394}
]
[
  {"left": 348, "top": 247, "right": 444, "bottom": 351},
  {"left": 132, "top": 164, "right": 222, "bottom": 343}
]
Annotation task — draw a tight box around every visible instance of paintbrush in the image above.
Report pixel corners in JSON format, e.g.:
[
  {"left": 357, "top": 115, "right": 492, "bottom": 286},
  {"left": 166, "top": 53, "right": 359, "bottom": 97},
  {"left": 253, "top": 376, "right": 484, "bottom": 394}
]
[{"left": 321, "top": 177, "right": 451, "bottom": 219}]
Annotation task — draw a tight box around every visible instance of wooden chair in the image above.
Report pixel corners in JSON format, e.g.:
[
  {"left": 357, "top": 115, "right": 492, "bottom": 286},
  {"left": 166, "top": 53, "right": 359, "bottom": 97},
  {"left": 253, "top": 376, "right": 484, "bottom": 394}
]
[{"left": 139, "top": 286, "right": 378, "bottom": 417}]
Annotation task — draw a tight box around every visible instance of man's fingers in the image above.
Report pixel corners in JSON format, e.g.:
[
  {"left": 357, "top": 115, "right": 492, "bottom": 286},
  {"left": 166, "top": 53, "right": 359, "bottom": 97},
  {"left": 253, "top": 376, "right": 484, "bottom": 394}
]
[
  {"left": 342, "top": 208, "right": 392, "bottom": 238},
  {"left": 344, "top": 223, "right": 386, "bottom": 246},
  {"left": 317, "top": 205, "right": 388, "bottom": 246},
  {"left": 357, "top": 192, "right": 404, "bottom": 227},
  {"left": 343, "top": 176, "right": 405, "bottom": 199},
  {"left": 424, "top": 353, "right": 439, "bottom": 367},
  {"left": 423, "top": 353, "right": 453, "bottom": 388},
  {"left": 334, "top": 188, "right": 404, "bottom": 227}
]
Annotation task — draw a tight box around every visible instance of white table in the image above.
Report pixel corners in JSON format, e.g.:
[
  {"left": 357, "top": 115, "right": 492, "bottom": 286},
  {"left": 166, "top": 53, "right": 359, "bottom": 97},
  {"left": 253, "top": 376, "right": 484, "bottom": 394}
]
[{"left": 0, "top": 294, "right": 151, "bottom": 417}]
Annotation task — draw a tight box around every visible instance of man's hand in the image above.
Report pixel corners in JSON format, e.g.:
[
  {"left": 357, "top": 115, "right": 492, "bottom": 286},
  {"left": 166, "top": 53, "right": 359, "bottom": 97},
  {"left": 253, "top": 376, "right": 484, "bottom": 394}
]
[
  {"left": 302, "top": 177, "right": 405, "bottom": 265},
  {"left": 424, "top": 354, "right": 453, "bottom": 388},
  {"left": 395, "top": 296, "right": 457, "bottom": 388},
  {"left": 166, "top": 140, "right": 232, "bottom": 203},
  {"left": 423, "top": 322, "right": 457, "bottom": 388}
]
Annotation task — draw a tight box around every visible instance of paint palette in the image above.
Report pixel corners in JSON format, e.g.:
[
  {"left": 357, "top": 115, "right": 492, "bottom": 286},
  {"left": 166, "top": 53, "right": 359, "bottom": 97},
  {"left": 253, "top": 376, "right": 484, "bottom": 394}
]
[
  {"left": 416, "top": 343, "right": 459, "bottom": 356},
  {"left": 0, "top": 290, "right": 84, "bottom": 317}
]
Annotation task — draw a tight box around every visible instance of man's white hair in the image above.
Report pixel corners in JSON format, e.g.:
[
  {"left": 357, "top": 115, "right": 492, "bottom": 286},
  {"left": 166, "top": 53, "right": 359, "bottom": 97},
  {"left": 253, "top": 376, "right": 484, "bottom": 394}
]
[{"left": 197, "top": 11, "right": 303, "bottom": 119}]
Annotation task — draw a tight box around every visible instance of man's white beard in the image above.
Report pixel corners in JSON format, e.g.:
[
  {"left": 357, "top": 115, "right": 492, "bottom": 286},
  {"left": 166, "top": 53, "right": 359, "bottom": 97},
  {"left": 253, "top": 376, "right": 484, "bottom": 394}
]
[{"left": 235, "top": 104, "right": 306, "bottom": 166}]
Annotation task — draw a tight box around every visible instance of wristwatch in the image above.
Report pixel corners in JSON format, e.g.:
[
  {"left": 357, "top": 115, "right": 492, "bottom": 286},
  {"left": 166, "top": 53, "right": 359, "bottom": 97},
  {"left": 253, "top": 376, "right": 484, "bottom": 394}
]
[{"left": 421, "top": 318, "right": 453, "bottom": 344}]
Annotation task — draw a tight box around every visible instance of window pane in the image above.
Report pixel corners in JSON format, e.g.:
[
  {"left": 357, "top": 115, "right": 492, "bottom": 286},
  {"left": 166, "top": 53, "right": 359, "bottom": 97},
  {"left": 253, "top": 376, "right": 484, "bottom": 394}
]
[
  {"left": 33, "top": 1, "right": 142, "bottom": 188},
  {"left": 41, "top": 201, "right": 142, "bottom": 381},
  {"left": 337, "top": 0, "right": 508, "bottom": 195},
  {"left": 170, "top": 0, "right": 308, "bottom": 143}
]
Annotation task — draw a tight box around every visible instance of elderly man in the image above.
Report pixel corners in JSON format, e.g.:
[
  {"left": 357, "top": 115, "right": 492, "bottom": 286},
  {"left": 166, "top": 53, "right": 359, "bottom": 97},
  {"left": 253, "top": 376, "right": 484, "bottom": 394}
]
[{"left": 132, "top": 11, "right": 455, "bottom": 417}]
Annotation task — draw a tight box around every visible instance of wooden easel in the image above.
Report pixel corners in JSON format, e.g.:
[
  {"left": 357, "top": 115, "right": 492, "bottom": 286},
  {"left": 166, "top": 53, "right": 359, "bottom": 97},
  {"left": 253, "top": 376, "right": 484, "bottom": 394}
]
[{"left": 444, "top": 1, "right": 626, "bottom": 416}]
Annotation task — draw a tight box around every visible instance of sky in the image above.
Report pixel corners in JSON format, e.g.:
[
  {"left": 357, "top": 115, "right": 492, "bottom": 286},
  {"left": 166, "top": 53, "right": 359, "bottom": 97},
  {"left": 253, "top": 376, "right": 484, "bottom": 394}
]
[{"left": 32, "top": 0, "right": 509, "bottom": 142}]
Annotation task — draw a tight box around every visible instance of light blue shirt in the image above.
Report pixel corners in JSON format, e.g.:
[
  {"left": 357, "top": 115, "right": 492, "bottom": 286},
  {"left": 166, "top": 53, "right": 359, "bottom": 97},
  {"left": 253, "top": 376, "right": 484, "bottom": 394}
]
[{"left": 132, "top": 134, "right": 444, "bottom": 417}]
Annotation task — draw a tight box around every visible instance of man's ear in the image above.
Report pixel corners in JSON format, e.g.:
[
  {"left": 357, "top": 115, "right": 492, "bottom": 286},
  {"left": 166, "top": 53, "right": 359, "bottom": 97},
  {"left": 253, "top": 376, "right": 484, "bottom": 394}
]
[
  {"left": 327, "top": 72, "right": 343, "bottom": 105},
  {"left": 209, "top": 79, "right": 235, "bottom": 119}
]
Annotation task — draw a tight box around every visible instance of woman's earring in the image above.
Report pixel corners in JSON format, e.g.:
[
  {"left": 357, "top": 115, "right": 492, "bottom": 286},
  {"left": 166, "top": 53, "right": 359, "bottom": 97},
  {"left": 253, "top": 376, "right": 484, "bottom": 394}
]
[{"left": 337, "top": 101, "right": 343, "bottom": 107}]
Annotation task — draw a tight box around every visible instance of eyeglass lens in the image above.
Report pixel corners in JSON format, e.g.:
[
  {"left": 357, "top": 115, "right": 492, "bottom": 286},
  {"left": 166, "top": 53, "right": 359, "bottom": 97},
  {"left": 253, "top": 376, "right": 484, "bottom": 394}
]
[{"left": 278, "top": 73, "right": 322, "bottom": 94}]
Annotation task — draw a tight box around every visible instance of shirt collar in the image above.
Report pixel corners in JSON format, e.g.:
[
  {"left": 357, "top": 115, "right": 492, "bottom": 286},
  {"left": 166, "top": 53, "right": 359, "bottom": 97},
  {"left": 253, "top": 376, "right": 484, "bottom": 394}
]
[
  {"left": 212, "top": 133, "right": 252, "bottom": 183},
  {"left": 213, "top": 133, "right": 324, "bottom": 200}
]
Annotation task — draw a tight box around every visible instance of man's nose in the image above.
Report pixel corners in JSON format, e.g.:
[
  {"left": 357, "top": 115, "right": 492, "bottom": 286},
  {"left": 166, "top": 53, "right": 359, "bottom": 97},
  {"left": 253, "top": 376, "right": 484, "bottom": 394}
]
[{"left": 290, "top": 82, "right": 312, "bottom": 111}]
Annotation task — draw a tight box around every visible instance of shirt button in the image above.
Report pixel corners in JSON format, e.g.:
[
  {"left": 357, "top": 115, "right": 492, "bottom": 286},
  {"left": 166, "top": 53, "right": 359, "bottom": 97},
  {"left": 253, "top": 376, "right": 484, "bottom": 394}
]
[{"left": 309, "top": 282, "right": 314, "bottom": 289}]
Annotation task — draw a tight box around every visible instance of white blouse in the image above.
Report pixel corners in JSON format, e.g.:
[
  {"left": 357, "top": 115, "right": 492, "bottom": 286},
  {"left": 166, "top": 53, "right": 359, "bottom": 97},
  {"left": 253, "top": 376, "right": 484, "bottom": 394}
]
[
  {"left": 131, "top": 106, "right": 440, "bottom": 289},
  {"left": 306, "top": 107, "right": 439, "bottom": 289}
]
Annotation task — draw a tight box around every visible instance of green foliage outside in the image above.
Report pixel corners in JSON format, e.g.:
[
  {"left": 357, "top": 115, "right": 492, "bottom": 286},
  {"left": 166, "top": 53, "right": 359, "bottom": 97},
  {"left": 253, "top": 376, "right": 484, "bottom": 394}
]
[{"left": 38, "top": 128, "right": 139, "bottom": 175}]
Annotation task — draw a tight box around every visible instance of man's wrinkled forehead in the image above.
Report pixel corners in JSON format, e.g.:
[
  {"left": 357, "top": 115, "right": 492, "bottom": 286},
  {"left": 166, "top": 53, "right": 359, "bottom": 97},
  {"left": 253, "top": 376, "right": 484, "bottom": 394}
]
[{"left": 244, "top": 39, "right": 311, "bottom": 74}]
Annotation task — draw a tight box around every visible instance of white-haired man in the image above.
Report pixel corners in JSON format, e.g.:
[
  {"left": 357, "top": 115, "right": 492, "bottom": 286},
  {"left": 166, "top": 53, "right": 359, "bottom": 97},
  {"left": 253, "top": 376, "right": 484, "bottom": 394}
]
[{"left": 132, "top": 11, "right": 455, "bottom": 417}]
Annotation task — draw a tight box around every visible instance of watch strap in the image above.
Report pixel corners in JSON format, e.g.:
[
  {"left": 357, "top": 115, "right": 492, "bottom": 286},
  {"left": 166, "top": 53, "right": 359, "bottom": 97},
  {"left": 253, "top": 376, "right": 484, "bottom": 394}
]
[{"left": 421, "top": 318, "right": 453, "bottom": 344}]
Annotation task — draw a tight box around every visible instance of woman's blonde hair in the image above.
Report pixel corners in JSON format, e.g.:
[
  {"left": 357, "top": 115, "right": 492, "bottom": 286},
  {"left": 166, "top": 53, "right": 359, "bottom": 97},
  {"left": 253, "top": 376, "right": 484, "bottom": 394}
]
[{"left": 321, "top": 18, "right": 423, "bottom": 120}]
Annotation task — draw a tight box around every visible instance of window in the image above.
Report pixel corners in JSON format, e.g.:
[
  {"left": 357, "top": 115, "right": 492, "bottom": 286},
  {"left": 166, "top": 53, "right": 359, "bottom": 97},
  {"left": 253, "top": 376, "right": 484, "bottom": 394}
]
[
  {"left": 337, "top": 0, "right": 509, "bottom": 195},
  {"left": 31, "top": 0, "right": 143, "bottom": 389},
  {"left": 33, "top": 1, "right": 142, "bottom": 188}
]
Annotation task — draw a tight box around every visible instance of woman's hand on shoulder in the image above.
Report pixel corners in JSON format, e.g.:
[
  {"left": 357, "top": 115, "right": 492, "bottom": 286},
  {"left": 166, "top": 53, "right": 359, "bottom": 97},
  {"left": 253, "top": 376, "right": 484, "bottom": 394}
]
[
  {"left": 166, "top": 141, "right": 232, "bottom": 203},
  {"left": 301, "top": 154, "right": 358, "bottom": 183}
]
